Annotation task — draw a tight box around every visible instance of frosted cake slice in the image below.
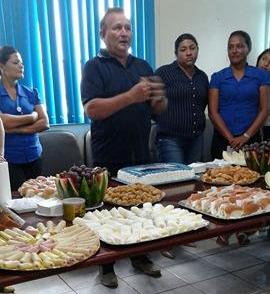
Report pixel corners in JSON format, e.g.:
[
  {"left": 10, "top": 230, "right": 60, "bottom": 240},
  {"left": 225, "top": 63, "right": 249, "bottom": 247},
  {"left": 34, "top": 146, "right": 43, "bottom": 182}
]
[{"left": 117, "top": 163, "right": 195, "bottom": 185}]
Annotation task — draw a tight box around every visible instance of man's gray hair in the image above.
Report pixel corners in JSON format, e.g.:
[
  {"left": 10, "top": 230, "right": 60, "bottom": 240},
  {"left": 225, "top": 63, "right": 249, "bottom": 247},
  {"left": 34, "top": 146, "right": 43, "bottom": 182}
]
[{"left": 100, "top": 7, "right": 125, "bottom": 35}]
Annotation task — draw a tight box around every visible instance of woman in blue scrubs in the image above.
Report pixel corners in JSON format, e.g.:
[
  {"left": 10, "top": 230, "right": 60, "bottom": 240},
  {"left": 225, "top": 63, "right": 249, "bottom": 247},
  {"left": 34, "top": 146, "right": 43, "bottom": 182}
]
[
  {"left": 209, "top": 32, "right": 270, "bottom": 246},
  {"left": 257, "top": 48, "right": 270, "bottom": 140},
  {"left": 0, "top": 46, "right": 49, "bottom": 190},
  {"left": 209, "top": 31, "right": 270, "bottom": 159}
]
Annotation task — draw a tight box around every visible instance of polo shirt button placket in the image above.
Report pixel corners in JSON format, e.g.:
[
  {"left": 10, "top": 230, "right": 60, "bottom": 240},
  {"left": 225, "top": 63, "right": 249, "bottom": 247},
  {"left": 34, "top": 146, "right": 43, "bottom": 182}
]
[{"left": 193, "top": 121, "right": 197, "bottom": 134}]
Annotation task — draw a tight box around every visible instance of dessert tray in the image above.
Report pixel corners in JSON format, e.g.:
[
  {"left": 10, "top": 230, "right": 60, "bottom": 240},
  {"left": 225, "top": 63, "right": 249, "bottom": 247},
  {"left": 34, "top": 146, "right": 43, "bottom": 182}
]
[
  {"left": 73, "top": 203, "right": 209, "bottom": 245},
  {"left": 18, "top": 176, "right": 57, "bottom": 198},
  {"left": 104, "top": 183, "right": 165, "bottom": 206},
  {"left": 179, "top": 185, "right": 270, "bottom": 220},
  {"left": 200, "top": 166, "right": 260, "bottom": 185},
  {"left": 0, "top": 221, "right": 99, "bottom": 270}
]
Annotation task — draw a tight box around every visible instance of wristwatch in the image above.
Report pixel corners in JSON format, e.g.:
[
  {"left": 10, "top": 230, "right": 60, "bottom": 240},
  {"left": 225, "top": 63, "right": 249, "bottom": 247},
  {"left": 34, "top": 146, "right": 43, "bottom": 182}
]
[{"left": 243, "top": 132, "right": 250, "bottom": 139}]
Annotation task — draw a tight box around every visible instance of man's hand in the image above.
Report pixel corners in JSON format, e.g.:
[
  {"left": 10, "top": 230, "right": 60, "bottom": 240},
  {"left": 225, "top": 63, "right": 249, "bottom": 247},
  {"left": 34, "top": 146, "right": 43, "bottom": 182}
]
[
  {"left": 128, "top": 80, "right": 152, "bottom": 103},
  {"left": 128, "top": 76, "right": 166, "bottom": 104},
  {"left": 148, "top": 76, "right": 166, "bottom": 101}
]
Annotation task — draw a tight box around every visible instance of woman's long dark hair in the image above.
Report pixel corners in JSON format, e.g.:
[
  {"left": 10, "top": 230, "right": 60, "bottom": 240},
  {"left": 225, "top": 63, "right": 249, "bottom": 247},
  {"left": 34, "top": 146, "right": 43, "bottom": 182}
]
[{"left": 256, "top": 48, "right": 270, "bottom": 66}]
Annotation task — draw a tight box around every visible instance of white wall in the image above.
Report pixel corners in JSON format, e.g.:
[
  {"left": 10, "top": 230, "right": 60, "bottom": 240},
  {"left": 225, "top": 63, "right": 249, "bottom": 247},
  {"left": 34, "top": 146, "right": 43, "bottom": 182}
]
[{"left": 155, "top": 0, "right": 269, "bottom": 76}]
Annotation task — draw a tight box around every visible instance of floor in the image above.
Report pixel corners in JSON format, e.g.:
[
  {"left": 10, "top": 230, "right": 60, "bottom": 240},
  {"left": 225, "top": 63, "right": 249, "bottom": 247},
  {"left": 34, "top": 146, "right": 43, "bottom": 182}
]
[{"left": 8, "top": 234, "right": 270, "bottom": 294}]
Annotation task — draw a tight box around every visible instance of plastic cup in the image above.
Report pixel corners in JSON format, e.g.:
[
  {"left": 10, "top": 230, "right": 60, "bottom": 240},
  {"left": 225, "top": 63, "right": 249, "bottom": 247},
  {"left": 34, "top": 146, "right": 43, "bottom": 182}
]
[{"left": 62, "top": 197, "right": 85, "bottom": 222}]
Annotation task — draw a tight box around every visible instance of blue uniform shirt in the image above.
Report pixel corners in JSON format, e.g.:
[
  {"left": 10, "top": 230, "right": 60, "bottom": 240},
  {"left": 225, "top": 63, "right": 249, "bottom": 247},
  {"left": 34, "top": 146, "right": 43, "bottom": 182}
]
[
  {"left": 81, "top": 49, "right": 153, "bottom": 170},
  {"left": 210, "top": 65, "right": 270, "bottom": 135},
  {"left": 0, "top": 83, "right": 42, "bottom": 164}
]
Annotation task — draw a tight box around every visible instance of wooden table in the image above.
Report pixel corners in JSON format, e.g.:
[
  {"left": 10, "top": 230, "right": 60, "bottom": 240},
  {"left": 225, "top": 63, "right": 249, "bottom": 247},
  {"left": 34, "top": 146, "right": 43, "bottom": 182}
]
[{"left": 1, "top": 179, "right": 270, "bottom": 288}]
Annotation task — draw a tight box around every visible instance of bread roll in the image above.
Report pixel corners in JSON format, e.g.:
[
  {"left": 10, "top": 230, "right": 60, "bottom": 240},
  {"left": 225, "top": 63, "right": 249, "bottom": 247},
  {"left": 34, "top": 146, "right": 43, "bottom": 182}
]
[{"left": 242, "top": 202, "right": 260, "bottom": 215}]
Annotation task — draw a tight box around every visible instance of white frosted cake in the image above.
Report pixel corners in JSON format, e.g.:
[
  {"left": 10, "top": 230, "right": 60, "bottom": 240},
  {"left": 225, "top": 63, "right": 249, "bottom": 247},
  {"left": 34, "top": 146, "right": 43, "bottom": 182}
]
[{"left": 117, "top": 163, "right": 195, "bottom": 185}]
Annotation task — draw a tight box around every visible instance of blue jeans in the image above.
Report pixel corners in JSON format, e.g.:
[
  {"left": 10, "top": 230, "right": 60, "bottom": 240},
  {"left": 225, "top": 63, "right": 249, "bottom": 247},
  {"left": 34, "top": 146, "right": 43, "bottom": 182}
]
[{"left": 157, "top": 134, "right": 203, "bottom": 164}]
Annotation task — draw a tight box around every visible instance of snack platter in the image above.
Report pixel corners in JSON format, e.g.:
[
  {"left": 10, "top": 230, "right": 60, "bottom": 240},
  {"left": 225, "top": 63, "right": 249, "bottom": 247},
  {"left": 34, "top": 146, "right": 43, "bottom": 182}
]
[
  {"left": 112, "top": 175, "right": 198, "bottom": 186},
  {"left": 179, "top": 185, "right": 270, "bottom": 220},
  {"left": 18, "top": 176, "right": 57, "bottom": 198},
  {"left": 178, "top": 200, "right": 270, "bottom": 220},
  {"left": 200, "top": 177, "right": 260, "bottom": 186},
  {"left": 104, "top": 183, "right": 166, "bottom": 206},
  {"left": 0, "top": 221, "right": 100, "bottom": 271},
  {"left": 73, "top": 203, "right": 209, "bottom": 245},
  {"left": 105, "top": 192, "right": 165, "bottom": 207},
  {"left": 98, "top": 221, "right": 208, "bottom": 245},
  {"left": 200, "top": 166, "right": 260, "bottom": 186}
]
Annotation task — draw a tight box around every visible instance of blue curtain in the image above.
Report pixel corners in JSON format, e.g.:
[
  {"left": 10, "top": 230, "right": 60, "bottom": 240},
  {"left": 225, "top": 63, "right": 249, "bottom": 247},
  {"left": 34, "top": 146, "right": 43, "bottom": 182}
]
[{"left": 0, "top": 0, "right": 156, "bottom": 124}]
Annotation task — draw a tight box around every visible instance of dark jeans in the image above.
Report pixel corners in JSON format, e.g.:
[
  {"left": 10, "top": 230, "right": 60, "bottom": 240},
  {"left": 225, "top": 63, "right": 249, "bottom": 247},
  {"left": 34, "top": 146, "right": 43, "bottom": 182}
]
[
  {"left": 8, "top": 158, "right": 42, "bottom": 191},
  {"left": 211, "top": 130, "right": 262, "bottom": 160},
  {"left": 157, "top": 134, "right": 204, "bottom": 165},
  {"left": 101, "top": 255, "right": 150, "bottom": 274},
  {"left": 262, "top": 126, "right": 270, "bottom": 141}
]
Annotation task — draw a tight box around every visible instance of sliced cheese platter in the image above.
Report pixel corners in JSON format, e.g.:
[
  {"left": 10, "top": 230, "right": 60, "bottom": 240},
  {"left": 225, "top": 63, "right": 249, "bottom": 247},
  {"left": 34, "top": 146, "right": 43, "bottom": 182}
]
[{"left": 73, "top": 203, "right": 209, "bottom": 245}]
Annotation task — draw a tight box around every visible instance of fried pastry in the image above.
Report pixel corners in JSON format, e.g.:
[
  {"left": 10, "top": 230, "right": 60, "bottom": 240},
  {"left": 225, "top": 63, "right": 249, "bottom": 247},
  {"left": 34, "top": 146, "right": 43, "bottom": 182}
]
[
  {"left": 104, "top": 183, "right": 164, "bottom": 206},
  {"left": 201, "top": 166, "right": 260, "bottom": 185}
]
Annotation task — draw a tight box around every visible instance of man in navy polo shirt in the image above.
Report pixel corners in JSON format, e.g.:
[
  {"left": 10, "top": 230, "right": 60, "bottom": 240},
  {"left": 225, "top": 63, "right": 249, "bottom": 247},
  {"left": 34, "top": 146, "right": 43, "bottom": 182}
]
[{"left": 81, "top": 7, "right": 167, "bottom": 289}]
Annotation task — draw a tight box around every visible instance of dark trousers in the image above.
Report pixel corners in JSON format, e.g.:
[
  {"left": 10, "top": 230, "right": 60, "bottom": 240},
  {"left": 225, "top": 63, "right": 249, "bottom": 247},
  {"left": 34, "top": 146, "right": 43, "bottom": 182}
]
[
  {"left": 102, "top": 256, "right": 149, "bottom": 273},
  {"left": 211, "top": 130, "right": 262, "bottom": 160},
  {"left": 8, "top": 158, "right": 42, "bottom": 191},
  {"left": 262, "top": 126, "right": 270, "bottom": 141}
]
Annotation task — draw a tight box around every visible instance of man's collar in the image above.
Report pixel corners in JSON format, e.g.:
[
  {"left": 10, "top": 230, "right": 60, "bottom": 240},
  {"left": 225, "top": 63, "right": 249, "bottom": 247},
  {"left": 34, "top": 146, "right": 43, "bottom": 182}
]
[
  {"left": 98, "top": 49, "right": 112, "bottom": 58},
  {"left": 98, "top": 48, "right": 133, "bottom": 65}
]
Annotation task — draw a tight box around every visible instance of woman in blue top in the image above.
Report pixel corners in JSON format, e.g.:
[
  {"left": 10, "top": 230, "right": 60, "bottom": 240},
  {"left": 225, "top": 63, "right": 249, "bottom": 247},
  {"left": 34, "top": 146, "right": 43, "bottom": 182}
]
[
  {"left": 0, "top": 46, "right": 49, "bottom": 190},
  {"left": 209, "top": 31, "right": 270, "bottom": 159},
  {"left": 257, "top": 48, "right": 270, "bottom": 140}
]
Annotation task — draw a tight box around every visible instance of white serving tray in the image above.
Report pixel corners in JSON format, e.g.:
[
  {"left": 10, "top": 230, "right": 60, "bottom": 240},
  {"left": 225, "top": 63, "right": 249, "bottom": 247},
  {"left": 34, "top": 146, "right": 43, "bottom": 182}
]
[
  {"left": 73, "top": 204, "right": 209, "bottom": 245},
  {"left": 6, "top": 196, "right": 44, "bottom": 213},
  {"left": 99, "top": 221, "right": 209, "bottom": 245},
  {"left": 179, "top": 200, "right": 270, "bottom": 220}
]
